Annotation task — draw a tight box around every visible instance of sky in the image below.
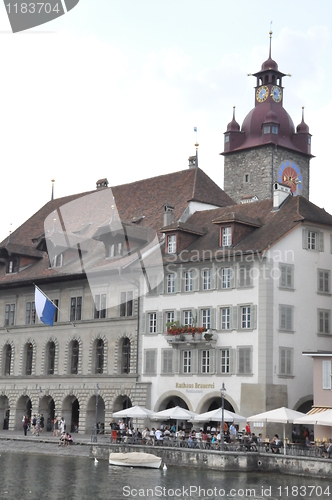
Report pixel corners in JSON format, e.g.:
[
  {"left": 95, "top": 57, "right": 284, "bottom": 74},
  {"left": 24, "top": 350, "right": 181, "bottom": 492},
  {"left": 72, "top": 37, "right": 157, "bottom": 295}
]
[{"left": 0, "top": 0, "right": 332, "bottom": 241}]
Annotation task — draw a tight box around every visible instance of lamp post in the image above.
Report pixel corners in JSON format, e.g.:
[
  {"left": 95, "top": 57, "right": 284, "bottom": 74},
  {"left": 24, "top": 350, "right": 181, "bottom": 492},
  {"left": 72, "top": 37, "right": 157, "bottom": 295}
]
[
  {"left": 37, "top": 387, "right": 42, "bottom": 436},
  {"left": 220, "top": 383, "right": 226, "bottom": 451},
  {"left": 93, "top": 383, "right": 99, "bottom": 443}
]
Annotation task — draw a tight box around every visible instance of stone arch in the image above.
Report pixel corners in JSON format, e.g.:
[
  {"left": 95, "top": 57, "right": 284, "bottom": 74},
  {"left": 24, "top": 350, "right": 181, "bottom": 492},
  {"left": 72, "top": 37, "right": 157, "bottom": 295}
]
[
  {"left": 61, "top": 390, "right": 83, "bottom": 433},
  {"left": 85, "top": 392, "right": 106, "bottom": 434},
  {"left": 294, "top": 395, "right": 313, "bottom": 413},
  {"left": 88, "top": 333, "right": 108, "bottom": 375},
  {"left": 114, "top": 332, "right": 137, "bottom": 375},
  {"left": 64, "top": 334, "right": 83, "bottom": 375},
  {"left": 0, "top": 339, "right": 15, "bottom": 376},
  {"left": 20, "top": 338, "right": 37, "bottom": 376},
  {"left": 41, "top": 336, "right": 59, "bottom": 375},
  {"left": 15, "top": 393, "right": 33, "bottom": 430},
  {"left": 154, "top": 391, "right": 193, "bottom": 412},
  {"left": 111, "top": 391, "right": 133, "bottom": 413},
  {"left": 195, "top": 391, "right": 239, "bottom": 415}
]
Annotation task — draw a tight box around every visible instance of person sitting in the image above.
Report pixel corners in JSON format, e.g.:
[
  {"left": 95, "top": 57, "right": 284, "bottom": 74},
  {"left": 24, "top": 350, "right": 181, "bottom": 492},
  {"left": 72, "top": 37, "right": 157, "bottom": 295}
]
[
  {"left": 304, "top": 436, "right": 312, "bottom": 450},
  {"left": 270, "top": 434, "right": 282, "bottom": 453},
  {"left": 324, "top": 439, "right": 332, "bottom": 458},
  {"left": 65, "top": 432, "right": 73, "bottom": 446},
  {"left": 58, "top": 432, "right": 66, "bottom": 446}
]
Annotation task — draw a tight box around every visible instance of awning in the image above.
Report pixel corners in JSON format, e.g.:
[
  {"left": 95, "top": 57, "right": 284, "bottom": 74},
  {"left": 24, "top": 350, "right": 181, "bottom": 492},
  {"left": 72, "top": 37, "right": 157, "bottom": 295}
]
[{"left": 306, "top": 406, "right": 332, "bottom": 415}]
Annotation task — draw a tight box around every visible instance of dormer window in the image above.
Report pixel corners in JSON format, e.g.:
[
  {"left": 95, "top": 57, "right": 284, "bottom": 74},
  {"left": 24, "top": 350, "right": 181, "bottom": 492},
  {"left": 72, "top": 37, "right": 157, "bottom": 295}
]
[
  {"left": 167, "top": 235, "right": 176, "bottom": 254},
  {"left": 272, "top": 126, "right": 278, "bottom": 134},
  {"left": 263, "top": 125, "right": 270, "bottom": 134},
  {"left": 52, "top": 254, "right": 63, "bottom": 268},
  {"left": 221, "top": 227, "right": 232, "bottom": 247},
  {"left": 6, "top": 258, "right": 19, "bottom": 274},
  {"left": 225, "top": 134, "right": 229, "bottom": 143}
]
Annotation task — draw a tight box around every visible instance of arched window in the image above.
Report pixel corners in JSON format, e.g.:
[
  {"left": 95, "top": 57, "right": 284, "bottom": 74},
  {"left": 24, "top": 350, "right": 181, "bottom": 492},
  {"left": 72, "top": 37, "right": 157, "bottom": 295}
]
[
  {"left": 26, "top": 344, "right": 33, "bottom": 375},
  {"left": 95, "top": 339, "right": 104, "bottom": 374},
  {"left": 121, "top": 338, "right": 131, "bottom": 374},
  {"left": 4, "top": 345, "right": 11, "bottom": 376},
  {"left": 47, "top": 341, "right": 55, "bottom": 375},
  {"left": 71, "top": 340, "right": 79, "bottom": 374}
]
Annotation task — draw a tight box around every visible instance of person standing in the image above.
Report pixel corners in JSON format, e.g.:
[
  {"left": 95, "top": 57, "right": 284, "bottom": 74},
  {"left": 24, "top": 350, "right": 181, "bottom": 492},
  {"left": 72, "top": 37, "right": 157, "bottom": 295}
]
[
  {"left": 40, "top": 414, "right": 44, "bottom": 433},
  {"left": 53, "top": 416, "right": 59, "bottom": 437},
  {"left": 31, "top": 415, "right": 37, "bottom": 435},
  {"left": 60, "top": 417, "right": 66, "bottom": 434},
  {"left": 23, "top": 415, "right": 29, "bottom": 436}
]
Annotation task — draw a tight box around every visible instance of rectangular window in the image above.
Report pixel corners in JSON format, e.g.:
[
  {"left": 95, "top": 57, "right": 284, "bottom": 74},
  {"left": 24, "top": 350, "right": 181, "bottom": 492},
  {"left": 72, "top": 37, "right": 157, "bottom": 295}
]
[
  {"left": 6, "top": 259, "right": 19, "bottom": 274},
  {"left": 94, "top": 294, "right": 107, "bottom": 319},
  {"left": 221, "top": 307, "right": 230, "bottom": 330},
  {"left": 167, "top": 235, "right": 176, "bottom": 254},
  {"left": 244, "top": 174, "right": 249, "bottom": 183},
  {"left": 166, "top": 310, "right": 175, "bottom": 325},
  {"left": 221, "top": 349, "right": 230, "bottom": 374},
  {"left": 203, "top": 269, "right": 211, "bottom": 290},
  {"left": 318, "top": 310, "right": 330, "bottom": 334},
  {"left": 263, "top": 125, "right": 270, "bottom": 134},
  {"left": 221, "top": 227, "right": 232, "bottom": 247},
  {"left": 272, "top": 125, "right": 278, "bottom": 134},
  {"left": 167, "top": 274, "right": 175, "bottom": 293},
  {"left": 318, "top": 270, "right": 330, "bottom": 294},
  {"left": 201, "top": 350, "right": 210, "bottom": 374},
  {"left": 279, "top": 305, "right": 293, "bottom": 331},
  {"left": 144, "top": 350, "right": 156, "bottom": 375},
  {"left": 70, "top": 297, "right": 82, "bottom": 322},
  {"left": 222, "top": 267, "right": 231, "bottom": 289},
  {"left": 162, "top": 350, "right": 173, "bottom": 374},
  {"left": 225, "top": 134, "right": 229, "bottom": 143},
  {"left": 5, "top": 304, "right": 15, "bottom": 326},
  {"left": 149, "top": 312, "right": 157, "bottom": 333},
  {"left": 202, "top": 309, "right": 211, "bottom": 329},
  {"left": 26, "top": 302, "right": 36, "bottom": 325},
  {"left": 323, "top": 360, "right": 332, "bottom": 389},
  {"left": 280, "top": 264, "right": 294, "bottom": 289},
  {"left": 308, "top": 231, "right": 317, "bottom": 250},
  {"left": 238, "top": 347, "right": 252, "bottom": 374},
  {"left": 239, "top": 264, "right": 252, "bottom": 287},
  {"left": 279, "top": 348, "right": 293, "bottom": 376},
  {"left": 120, "top": 291, "right": 133, "bottom": 317},
  {"left": 184, "top": 271, "right": 193, "bottom": 292},
  {"left": 183, "top": 350, "right": 191, "bottom": 373},
  {"left": 52, "top": 254, "right": 63, "bottom": 268},
  {"left": 183, "top": 310, "right": 192, "bottom": 326},
  {"left": 241, "top": 306, "right": 251, "bottom": 329}
]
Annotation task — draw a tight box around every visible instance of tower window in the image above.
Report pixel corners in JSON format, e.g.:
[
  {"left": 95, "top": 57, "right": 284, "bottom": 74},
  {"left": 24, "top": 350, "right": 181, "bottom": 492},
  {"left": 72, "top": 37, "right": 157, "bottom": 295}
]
[
  {"left": 225, "top": 135, "right": 229, "bottom": 143},
  {"left": 272, "top": 126, "right": 278, "bottom": 134},
  {"left": 263, "top": 125, "right": 270, "bottom": 134}
]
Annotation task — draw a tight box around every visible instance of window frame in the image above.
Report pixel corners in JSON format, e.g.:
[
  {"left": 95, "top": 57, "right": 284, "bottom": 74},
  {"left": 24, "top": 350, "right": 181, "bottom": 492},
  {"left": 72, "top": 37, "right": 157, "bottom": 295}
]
[
  {"left": 279, "top": 264, "right": 294, "bottom": 289},
  {"left": 182, "top": 350, "right": 192, "bottom": 374},
  {"left": 144, "top": 349, "right": 157, "bottom": 375},
  {"left": 318, "top": 309, "right": 331, "bottom": 335},
  {"left": 279, "top": 347, "right": 293, "bottom": 377},
  {"left": 279, "top": 304, "right": 294, "bottom": 332},
  {"left": 148, "top": 312, "right": 157, "bottom": 333},
  {"left": 221, "top": 226, "right": 232, "bottom": 247},
  {"left": 318, "top": 269, "right": 330, "bottom": 294},
  {"left": 166, "top": 273, "right": 175, "bottom": 294},
  {"left": 202, "top": 269, "right": 211, "bottom": 291},
  {"left": 237, "top": 346, "right": 252, "bottom": 375},
  {"left": 184, "top": 270, "right": 193, "bottom": 292},
  {"left": 200, "top": 349, "right": 210, "bottom": 374},
  {"left": 167, "top": 234, "right": 176, "bottom": 254}
]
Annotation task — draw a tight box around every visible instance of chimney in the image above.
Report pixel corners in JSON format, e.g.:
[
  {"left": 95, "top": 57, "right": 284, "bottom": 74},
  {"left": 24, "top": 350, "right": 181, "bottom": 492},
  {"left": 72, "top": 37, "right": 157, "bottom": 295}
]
[
  {"left": 163, "top": 204, "right": 174, "bottom": 227},
  {"left": 188, "top": 155, "right": 196, "bottom": 168},
  {"left": 96, "top": 178, "right": 109, "bottom": 190},
  {"left": 273, "top": 182, "right": 292, "bottom": 210}
]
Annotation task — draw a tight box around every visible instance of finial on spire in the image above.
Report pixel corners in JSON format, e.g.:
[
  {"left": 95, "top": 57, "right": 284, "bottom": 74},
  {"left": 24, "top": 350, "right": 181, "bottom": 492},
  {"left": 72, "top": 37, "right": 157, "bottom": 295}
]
[
  {"left": 51, "top": 179, "right": 55, "bottom": 201},
  {"left": 233, "top": 106, "right": 236, "bottom": 120},
  {"left": 302, "top": 106, "right": 305, "bottom": 121},
  {"left": 269, "top": 22, "right": 273, "bottom": 59},
  {"left": 194, "top": 126, "right": 199, "bottom": 168}
]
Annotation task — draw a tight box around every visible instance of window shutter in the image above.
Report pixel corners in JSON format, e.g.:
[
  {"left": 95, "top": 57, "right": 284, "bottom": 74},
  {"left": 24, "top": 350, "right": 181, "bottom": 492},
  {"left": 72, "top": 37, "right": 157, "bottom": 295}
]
[
  {"left": 158, "top": 276, "right": 164, "bottom": 295},
  {"left": 230, "top": 266, "right": 236, "bottom": 288},
  {"left": 319, "top": 232, "right": 324, "bottom": 252},
  {"left": 157, "top": 311, "right": 163, "bottom": 333},
  {"left": 286, "top": 307, "right": 293, "bottom": 330},
  {"left": 232, "top": 306, "right": 238, "bottom": 330},
  {"left": 140, "top": 313, "right": 146, "bottom": 334},
  {"left": 252, "top": 305, "right": 257, "bottom": 329},
  {"left": 280, "top": 265, "right": 286, "bottom": 287},
  {"left": 280, "top": 349, "right": 286, "bottom": 374},
  {"left": 302, "top": 229, "right": 308, "bottom": 249},
  {"left": 247, "top": 264, "right": 253, "bottom": 286},
  {"left": 210, "top": 308, "right": 216, "bottom": 329},
  {"left": 176, "top": 310, "right": 181, "bottom": 323},
  {"left": 323, "top": 360, "right": 332, "bottom": 389},
  {"left": 193, "top": 270, "right": 200, "bottom": 291},
  {"left": 209, "top": 349, "right": 215, "bottom": 373},
  {"left": 229, "top": 348, "right": 235, "bottom": 374},
  {"left": 175, "top": 269, "right": 181, "bottom": 293},
  {"left": 210, "top": 267, "right": 216, "bottom": 290},
  {"left": 239, "top": 266, "right": 245, "bottom": 287}
]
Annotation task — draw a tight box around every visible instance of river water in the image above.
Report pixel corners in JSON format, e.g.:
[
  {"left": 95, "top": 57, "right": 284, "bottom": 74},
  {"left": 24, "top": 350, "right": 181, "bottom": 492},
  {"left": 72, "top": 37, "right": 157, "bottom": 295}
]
[{"left": 0, "top": 452, "right": 330, "bottom": 500}]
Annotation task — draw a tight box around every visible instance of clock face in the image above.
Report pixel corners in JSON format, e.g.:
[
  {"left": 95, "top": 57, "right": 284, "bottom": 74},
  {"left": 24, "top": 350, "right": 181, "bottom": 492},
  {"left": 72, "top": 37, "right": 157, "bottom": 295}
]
[
  {"left": 271, "top": 85, "right": 282, "bottom": 102},
  {"left": 278, "top": 161, "right": 302, "bottom": 194},
  {"left": 256, "top": 85, "right": 269, "bottom": 103}
]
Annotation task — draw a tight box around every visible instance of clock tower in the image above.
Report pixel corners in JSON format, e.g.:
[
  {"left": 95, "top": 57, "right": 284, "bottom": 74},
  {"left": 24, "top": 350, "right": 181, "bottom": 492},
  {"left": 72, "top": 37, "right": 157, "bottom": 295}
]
[{"left": 222, "top": 32, "right": 312, "bottom": 203}]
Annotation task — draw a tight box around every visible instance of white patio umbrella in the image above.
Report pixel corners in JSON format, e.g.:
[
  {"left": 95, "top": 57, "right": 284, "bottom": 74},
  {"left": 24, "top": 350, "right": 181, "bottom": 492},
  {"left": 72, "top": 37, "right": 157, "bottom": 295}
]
[
  {"left": 194, "top": 408, "right": 247, "bottom": 423},
  {"left": 151, "top": 406, "right": 197, "bottom": 430},
  {"left": 112, "top": 405, "right": 154, "bottom": 429},
  {"left": 316, "top": 409, "right": 332, "bottom": 426},
  {"left": 247, "top": 406, "right": 305, "bottom": 455}
]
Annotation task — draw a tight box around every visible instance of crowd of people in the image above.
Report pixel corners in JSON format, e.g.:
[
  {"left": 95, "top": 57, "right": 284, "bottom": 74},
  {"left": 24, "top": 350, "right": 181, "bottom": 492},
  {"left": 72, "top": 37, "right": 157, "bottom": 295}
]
[{"left": 22, "top": 414, "right": 73, "bottom": 446}]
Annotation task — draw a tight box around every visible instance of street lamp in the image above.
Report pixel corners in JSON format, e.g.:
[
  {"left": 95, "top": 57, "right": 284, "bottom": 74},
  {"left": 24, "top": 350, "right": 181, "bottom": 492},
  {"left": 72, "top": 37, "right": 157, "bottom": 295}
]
[
  {"left": 220, "top": 383, "right": 226, "bottom": 451},
  {"left": 93, "top": 383, "right": 99, "bottom": 443}
]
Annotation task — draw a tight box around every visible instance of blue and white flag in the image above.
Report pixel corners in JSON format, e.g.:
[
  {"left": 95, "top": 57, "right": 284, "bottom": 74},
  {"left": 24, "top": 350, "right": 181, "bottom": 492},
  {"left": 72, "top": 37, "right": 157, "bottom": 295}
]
[{"left": 35, "top": 286, "right": 56, "bottom": 326}]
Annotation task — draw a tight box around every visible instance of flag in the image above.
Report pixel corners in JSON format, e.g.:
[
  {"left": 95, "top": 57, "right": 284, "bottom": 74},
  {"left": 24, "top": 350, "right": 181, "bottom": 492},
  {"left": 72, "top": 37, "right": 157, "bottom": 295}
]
[
  {"left": 194, "top": 127, "right": 197, "bottom": 132},
  {"left": 35, "top": 287, "right": 56, "bottom": 326}
]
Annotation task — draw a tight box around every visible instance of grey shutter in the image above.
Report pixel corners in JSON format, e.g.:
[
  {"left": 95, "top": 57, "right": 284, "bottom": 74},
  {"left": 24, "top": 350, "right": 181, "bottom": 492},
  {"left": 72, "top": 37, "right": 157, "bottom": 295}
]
[
  {"left": 230, "top": 266, "right": 236, "bottom": 288},
  {"left": 247, "top": 264, "right": 253, "bottom": 286},
  {"left": 173, "top": 349, "right": 180, "bottom": 374},
  {"left": 157, "top": 311, "right": 163, "bottom": 333},
  {"left": 209, "top": 349, "right": 215, "bottom": 374},
  {"left": 302, "top": 229, "right": 308, "bottom": 249},
  {"left": 251, "top": 305, "right": 257, "bottom": 329},
  {"left": 286, "top": 307, "right": 293, "bottom": 330},
  {"left": 210, "top": 308, "right": 216, "bottom": 329},
  {"left": 239, "top": 266, "right": 245, "bottom": 287},
  {"left": 176, "top": 310, "right": 181, "bottom": 324},
  {"left": 323, "top": 360, "right": 332, "bottom": 389},
  {"left": 319, "top": 232, "right": 324, "bottom": 252},
  {"left": 158, "top": 274, "right": 165, "bottom": 295},
  {"left": 229, "top": 348, "right": 235, "bottom": 374},
  {"left": 210, "top": 266, "right": 216, "bottom": 290},
  {"left": 280, "top": 265, "right": 286, "bottom": 287},
  {"left": 192, "top": 308, "right": 198, "bottom": 327},
  {"left": 193, "top": 269, "right": 200, "bottom": 291},
  {"left": 232, "top": 306, "right": 238, "bottom": 330}
]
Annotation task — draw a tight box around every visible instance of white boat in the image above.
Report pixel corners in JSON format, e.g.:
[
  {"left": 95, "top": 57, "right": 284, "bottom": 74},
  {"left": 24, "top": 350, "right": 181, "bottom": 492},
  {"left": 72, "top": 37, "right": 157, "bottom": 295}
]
[{"left": 109, "top": 452, "right": 162, "bottom": 469}]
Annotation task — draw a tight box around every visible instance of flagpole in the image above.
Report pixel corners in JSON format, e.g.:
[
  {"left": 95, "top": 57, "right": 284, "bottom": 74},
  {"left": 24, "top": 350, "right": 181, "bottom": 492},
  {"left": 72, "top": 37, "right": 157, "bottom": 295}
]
[{"left": 33, "top": 283, "right": 76, "bottom": 327}]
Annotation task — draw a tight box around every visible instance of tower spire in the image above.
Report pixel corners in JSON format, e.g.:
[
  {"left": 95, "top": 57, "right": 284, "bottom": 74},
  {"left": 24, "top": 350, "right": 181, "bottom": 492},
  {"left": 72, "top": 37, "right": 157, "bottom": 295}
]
[
  {"left": 269, "top": 24, "right": 273, "bottom": 59},
  {"left": 51, "top": 179, "right": 55, "bottom": 201}
]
